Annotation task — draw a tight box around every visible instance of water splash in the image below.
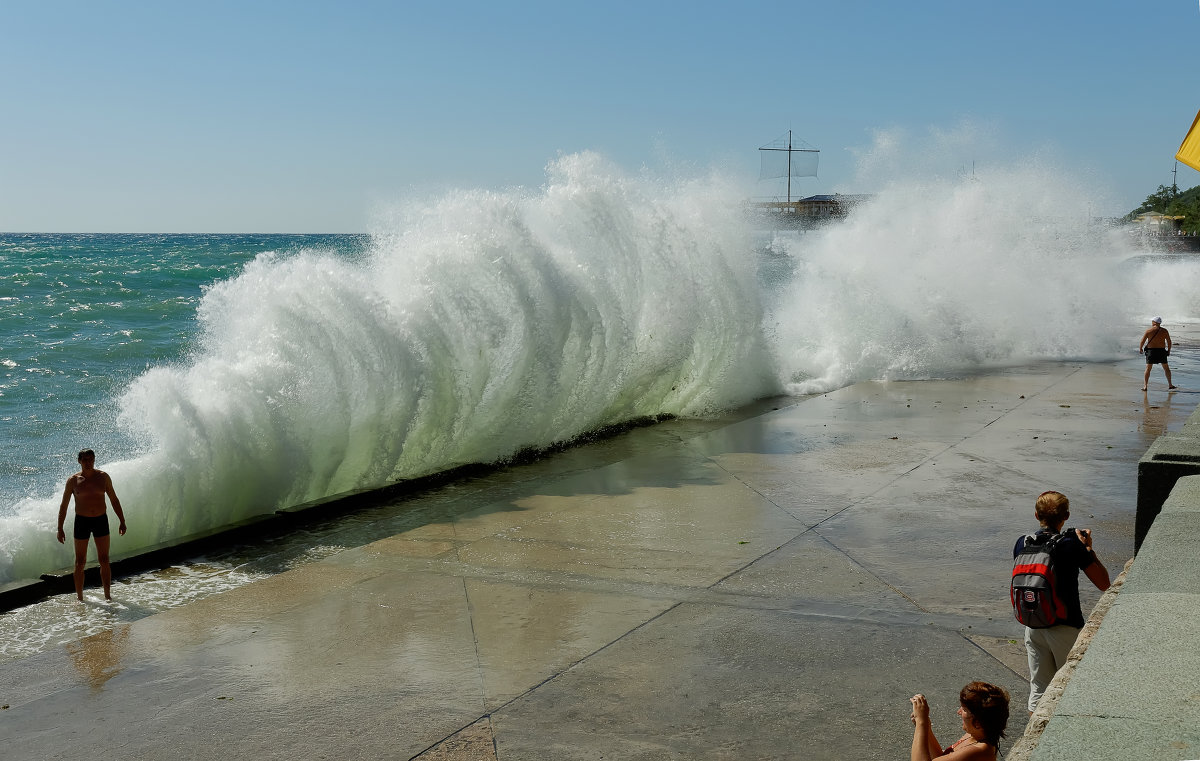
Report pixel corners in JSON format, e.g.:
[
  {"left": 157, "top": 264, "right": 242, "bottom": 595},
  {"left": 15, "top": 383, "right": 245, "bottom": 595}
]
[
  {"left": 0, "top": 152, "right": 776, "bottom": 582},
  {"left": 764, "top": 131, "right": 1180, "bottom": 393}
]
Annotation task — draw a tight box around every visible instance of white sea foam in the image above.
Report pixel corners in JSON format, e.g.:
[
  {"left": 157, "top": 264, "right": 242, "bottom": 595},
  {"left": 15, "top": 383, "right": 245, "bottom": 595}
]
[{"left": 0, "top": 561, "right": 269, "bottom": 663}]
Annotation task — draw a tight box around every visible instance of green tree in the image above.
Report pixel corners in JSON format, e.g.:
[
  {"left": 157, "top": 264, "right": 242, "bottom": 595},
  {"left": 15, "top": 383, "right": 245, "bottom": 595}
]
[
  {"left": 1127, "top": 184, "right": 1200, "bottom": 233},
  {"left": 1132, "top": 185, "right": 1178, "bottom": 215},
  {"left": 1167, "top": 197, "right": 1200, "bottom": 234}
]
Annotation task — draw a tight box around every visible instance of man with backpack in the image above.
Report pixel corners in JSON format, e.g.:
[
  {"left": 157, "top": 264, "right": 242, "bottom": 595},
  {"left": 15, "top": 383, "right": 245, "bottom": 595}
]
[{"left": 1011, "top": 491, "right": 1110, "bottom": 714}]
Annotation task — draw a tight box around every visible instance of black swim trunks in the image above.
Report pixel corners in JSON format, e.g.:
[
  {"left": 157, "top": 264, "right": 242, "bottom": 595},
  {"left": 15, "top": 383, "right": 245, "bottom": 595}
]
[
  {"left": 73, "top": 513, "right": 110, "bottom": 541},
  {"left": 1146, "top": 347, "right": 1170, "bottom": 365}
]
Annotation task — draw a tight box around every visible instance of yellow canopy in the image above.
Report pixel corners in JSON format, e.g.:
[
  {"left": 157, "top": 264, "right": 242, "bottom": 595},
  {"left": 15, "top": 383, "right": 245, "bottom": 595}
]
[{"left": 1178, "top": 108, "right": 1200, "bottom": 172}]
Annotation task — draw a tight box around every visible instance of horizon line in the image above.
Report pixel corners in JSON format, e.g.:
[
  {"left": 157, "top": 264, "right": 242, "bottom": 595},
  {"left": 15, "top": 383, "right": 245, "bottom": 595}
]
[{"left": 0, "top": 231, "right": 370, "bottom": 236}]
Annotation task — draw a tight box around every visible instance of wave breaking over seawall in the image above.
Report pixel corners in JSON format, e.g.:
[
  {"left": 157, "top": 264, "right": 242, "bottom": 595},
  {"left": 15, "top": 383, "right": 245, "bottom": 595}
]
[{"left": 0, "top": 153, "right": 777, "bottom": 583}]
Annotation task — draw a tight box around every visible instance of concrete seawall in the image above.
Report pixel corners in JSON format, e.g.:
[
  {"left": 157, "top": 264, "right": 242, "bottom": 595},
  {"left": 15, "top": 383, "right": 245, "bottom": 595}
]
[{"left": 1009, "top": 404, "right": 1200, "bottom": 761}]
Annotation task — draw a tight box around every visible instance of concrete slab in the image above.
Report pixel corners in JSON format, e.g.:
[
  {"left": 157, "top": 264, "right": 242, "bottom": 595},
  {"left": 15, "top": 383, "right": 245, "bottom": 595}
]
[
  {"left": 1160, "top": 473, "right": 1200, "bottom": 515},
  {"left": 712, "top": 531, "right": 919, "bottom": 613},
  {"left": 489, "top": 603, "right": 1015, "bottom": 761},
  {"left": 4, "top": 571, "right": 494, "bottom": 760},
  {"left": 1121, "top": 513, "right": 1200, "bottom": 594},
  {"left": 1029, "top": 715, "right": 1200, "bottom": 761},
  {"left": 1052, "top": 593, "right": 1200, "bottom": 724}
]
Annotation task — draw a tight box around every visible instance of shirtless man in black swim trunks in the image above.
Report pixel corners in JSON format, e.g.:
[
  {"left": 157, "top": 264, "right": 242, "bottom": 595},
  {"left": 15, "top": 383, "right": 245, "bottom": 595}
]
[
  {"left": 1139, "top": 317, "right": 1177, "bottom": 392},
  {"left": 56, "top": 449, "right": 127, "bottom": 601}
]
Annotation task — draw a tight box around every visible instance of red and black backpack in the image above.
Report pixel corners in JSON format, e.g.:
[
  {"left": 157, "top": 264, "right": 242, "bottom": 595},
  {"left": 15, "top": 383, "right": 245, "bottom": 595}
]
[{"left": 1011, "top": 531, "right": 1068, "bottom": 628}]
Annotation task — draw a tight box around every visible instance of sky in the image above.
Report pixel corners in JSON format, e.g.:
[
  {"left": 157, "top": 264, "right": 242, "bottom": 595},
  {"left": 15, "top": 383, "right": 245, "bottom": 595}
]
[{"left": 1, "top": 0, "right": 1198, "bottom": 233}]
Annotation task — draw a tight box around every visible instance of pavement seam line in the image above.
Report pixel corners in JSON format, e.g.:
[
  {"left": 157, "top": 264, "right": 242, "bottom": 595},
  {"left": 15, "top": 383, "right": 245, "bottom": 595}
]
[
  {"left": 957, "top": 629, "right": 1027, "bottom": 681},
  {"left": 805, "top": 366, "right": 1090, "bottom": 606},
  {"left": 407, "top": 572, "right": 499, "bottom": 761},
  {"left": 697, "top": 365, "right": 1089, "bottom": 618},
  {"left": 448, "top": 598, "right": 693, "bottom": 731},
  {"left": 407, "top": 715, "right": 497, "bottom": 761},
  {"left": 456, "top": 548, "right": 493, "bottom": 711}
]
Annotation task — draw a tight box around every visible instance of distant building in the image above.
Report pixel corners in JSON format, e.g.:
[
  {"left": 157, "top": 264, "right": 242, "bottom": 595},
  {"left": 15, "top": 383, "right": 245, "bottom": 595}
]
[
  {"left": 1134, "top": 212, "right": 1185, "bottom": 232},
  {"left": 754, "top": 194, "right": 873, "bottom": 225},
  {"left": 1128, "top": 212, "right": 1199, "bottom": 250}
]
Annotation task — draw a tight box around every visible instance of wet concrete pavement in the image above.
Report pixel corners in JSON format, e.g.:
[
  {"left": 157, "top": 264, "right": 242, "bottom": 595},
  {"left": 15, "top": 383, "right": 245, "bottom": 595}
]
[{"left": 1, "top": 356, "right": 1193, "bottom": 760}]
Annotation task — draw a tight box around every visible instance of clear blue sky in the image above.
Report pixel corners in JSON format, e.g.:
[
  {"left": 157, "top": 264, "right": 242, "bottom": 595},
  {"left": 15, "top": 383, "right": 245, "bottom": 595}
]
[{"left": 2, "top": 0, "right": 1197, "bottom": 233}]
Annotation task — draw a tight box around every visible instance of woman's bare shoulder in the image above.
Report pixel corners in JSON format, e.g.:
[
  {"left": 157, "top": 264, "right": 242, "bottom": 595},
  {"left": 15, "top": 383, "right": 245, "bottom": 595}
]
[{"left": 945, "top": 742, "right": 996, "bottom": 761}]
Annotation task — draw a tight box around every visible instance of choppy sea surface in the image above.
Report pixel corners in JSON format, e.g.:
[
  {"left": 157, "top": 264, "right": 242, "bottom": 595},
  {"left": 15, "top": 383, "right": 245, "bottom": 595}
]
[
  {"left": 0, "top": 232, "right": 368, "bottom": 496},
  {"left": 3, "top": 151, "right": 1199, "bottom": 661}
]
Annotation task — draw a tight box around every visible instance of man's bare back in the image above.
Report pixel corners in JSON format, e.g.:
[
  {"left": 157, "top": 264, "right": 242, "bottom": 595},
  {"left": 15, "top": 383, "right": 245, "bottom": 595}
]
[{"left": 1140, "top": 324, "right": 1171, "bottom": 350}]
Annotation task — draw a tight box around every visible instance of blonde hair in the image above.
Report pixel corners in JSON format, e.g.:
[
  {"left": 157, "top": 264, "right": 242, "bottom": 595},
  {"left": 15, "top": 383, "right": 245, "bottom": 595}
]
[{"left": 1035, "top": 491, "right": 1070, "bottom": 525}]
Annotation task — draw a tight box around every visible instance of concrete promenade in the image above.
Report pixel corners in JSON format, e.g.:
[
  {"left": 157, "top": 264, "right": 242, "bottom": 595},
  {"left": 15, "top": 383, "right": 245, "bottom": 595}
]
[{"left": 0, "top": 356, "right": 1191, "bottom": 760}]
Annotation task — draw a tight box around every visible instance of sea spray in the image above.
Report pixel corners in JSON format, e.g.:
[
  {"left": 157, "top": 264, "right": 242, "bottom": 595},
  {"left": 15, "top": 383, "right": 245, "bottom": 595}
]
[
  {"left": 0, "top": 153, "right": 777, "bottom": 583},
  {"left": 766, "top": 154, "right": 1150, "bottom": 394}
]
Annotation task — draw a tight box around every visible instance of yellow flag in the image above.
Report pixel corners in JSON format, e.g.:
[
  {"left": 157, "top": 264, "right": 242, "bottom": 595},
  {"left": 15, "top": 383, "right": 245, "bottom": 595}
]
[{"left": 1178, "top": 108, "right": 1200, "bottom": 172}]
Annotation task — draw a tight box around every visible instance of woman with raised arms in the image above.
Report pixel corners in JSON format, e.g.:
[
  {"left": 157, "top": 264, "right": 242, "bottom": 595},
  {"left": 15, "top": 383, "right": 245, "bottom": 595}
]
[{"left": 909, "top": 681, "right": 1010, "bottom": 760}]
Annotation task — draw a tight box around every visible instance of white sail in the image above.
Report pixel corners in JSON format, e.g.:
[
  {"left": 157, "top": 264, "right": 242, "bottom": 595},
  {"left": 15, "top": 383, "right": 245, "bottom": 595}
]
[{"left": 759, "top": 146, "right": 819, "bottom": 180}]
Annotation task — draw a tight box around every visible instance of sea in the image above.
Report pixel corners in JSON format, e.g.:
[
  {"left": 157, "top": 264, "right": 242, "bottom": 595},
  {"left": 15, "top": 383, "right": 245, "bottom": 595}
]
[{"left": 2, "top": 150, "right": 1199, "bottom": 659}]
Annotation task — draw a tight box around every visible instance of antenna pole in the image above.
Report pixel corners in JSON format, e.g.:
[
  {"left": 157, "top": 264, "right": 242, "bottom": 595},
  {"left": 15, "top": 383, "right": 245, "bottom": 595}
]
[
  {"left": 787, "top": 130, "right": 793, "bottom": 204},
  {"left": 1173, "top": 161, "right": 1179, "bottom": 197}
]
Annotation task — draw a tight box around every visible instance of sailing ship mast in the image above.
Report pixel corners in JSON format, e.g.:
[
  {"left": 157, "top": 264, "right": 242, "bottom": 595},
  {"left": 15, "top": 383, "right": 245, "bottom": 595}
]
[
  {"left": 759, "top": 130, "right": 819, "bottom": 203},
  {"left": 787, "top": 130, "right": 793, "bottom": 202}
]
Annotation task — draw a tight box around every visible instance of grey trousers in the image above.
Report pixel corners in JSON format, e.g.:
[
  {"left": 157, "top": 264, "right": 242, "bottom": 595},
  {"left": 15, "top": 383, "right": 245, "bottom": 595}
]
[{"left": 1024, "top": 624, "right": 1082, "bottom": 712}]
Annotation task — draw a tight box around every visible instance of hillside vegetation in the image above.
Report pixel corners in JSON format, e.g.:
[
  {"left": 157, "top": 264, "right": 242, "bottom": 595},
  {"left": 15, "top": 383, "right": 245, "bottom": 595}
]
[{"left": 1127, "top": 183, "right": 1200, "bottom": 233}]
